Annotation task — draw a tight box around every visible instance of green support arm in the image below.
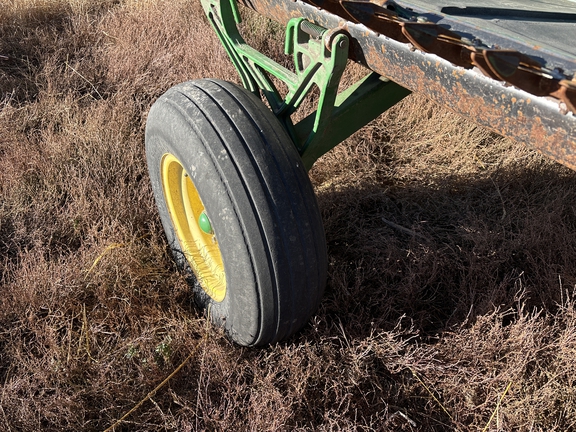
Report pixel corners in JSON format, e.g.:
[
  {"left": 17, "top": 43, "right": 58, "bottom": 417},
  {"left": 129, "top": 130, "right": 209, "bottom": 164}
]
[{"left": 201, "top": 0, "right": 411, "bottom": 170}]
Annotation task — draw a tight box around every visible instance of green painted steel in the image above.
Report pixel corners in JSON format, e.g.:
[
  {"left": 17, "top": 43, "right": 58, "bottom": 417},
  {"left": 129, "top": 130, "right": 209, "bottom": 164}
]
[
  {"left": 198, "top": 212, "right": 213, "bottom": 235},
  {"left": 201, "top": 0, "right": 411, "bottom": 169}
]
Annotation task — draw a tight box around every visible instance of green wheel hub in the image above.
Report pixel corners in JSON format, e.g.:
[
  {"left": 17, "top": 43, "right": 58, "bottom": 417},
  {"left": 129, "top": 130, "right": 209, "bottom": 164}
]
[{"left": 198, "top": 212, "right": 213, "bottom": 235}]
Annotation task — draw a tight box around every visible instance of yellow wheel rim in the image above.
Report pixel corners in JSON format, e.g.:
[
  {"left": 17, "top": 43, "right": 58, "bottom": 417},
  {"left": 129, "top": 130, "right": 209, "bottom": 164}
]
[{"left": 160, "top": 153, "right": 226, "bottom": 302}]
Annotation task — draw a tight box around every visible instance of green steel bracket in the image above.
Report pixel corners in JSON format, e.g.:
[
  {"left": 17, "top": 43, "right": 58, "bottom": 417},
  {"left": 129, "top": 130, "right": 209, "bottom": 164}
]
[{"left": 201, "top": 0, "right": 411, "bottom": 170}]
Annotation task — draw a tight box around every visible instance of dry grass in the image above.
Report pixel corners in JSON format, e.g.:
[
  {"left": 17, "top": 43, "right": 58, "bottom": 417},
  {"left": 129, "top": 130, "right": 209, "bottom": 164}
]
[{"left": 2, "top": 0, "right": 576, "bottom": 430}]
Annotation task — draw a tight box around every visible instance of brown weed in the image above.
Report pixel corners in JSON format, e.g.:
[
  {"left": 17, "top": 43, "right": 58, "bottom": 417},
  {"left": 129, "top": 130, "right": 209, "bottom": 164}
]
[{"left": 1, "top": 1, "right": 576, "bottom": 431}]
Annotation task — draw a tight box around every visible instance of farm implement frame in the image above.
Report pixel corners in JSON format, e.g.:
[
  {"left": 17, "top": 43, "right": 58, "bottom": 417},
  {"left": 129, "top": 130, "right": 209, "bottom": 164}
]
[{"left": 145, "top": 0, "right": 576, "bottom": 345}]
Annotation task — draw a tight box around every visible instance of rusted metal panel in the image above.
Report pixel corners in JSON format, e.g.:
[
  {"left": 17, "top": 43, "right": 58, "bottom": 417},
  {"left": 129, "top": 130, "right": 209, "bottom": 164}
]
[
  {"left": 239, "top": 0, "right": 576, "bottom": 170},
  {"left": 402, "top": 0, "right": 576, "bottom": 77}
]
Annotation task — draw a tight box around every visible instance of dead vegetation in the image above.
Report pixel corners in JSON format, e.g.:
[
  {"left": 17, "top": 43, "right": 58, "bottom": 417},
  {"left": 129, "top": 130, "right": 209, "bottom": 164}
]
[{"left": 1, "top": 0, "right": 576, "bottom": 430}]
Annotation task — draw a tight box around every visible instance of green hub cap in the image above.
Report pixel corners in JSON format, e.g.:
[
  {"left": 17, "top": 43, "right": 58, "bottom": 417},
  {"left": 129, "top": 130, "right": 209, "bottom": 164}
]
[{"left": 198, "top": 212, "right": 213, "bottom": 234}]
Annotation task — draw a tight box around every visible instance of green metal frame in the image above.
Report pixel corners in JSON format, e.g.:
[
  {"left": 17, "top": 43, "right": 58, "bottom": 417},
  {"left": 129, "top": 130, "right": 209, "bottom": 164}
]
[{"left": 201, "top": 0, "right": 411, "bottom": 170}]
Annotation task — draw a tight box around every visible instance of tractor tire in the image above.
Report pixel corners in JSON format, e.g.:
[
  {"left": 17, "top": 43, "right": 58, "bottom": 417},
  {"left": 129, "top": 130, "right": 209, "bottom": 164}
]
[{"left": 145, "top": 79, "right": 327, "bottom": 346}]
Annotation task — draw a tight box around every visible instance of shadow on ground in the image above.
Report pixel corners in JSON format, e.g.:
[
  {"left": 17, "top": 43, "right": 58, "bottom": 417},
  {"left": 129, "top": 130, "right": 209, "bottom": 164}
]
[{"left": 314, "top": 159, "right": 576, "bottom": 340}]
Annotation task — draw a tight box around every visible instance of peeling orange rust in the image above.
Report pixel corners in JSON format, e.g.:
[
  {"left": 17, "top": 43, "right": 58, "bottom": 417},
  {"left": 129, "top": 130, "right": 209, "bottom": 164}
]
[{"left": 238, "top": 0, "right": 576, "bottom": 171}]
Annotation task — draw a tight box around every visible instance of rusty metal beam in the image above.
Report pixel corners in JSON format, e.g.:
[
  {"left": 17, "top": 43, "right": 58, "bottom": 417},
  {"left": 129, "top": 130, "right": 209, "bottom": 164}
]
[{"left": 238, "top": 0, "right": 576, "bottom": 171}]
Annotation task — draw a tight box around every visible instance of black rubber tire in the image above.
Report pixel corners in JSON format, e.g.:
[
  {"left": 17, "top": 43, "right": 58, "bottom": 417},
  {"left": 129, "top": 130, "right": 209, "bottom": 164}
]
[{"left": 145, "top": 79, "right": 327, "bottom": 346}]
